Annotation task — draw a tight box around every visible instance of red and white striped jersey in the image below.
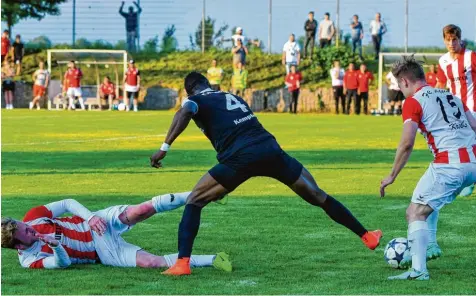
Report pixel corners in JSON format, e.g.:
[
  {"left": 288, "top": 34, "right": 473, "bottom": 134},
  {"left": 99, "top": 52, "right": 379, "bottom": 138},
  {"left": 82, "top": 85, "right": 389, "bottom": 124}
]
[
  {"left": 402, "top": 85, "right": 476, "bottom": 164},
  {"left": 18, "top": 205, "right": 98, "bottom": 269},
  {"left": 437, "top": 48, "right": 476, "bottom": 113}
]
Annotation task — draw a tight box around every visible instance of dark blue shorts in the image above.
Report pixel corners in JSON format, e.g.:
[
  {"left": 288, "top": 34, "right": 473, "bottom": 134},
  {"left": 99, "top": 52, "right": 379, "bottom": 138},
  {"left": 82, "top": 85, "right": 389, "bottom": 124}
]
[{"left": 209, "top": 140, "right": 303, "bottom": 192}]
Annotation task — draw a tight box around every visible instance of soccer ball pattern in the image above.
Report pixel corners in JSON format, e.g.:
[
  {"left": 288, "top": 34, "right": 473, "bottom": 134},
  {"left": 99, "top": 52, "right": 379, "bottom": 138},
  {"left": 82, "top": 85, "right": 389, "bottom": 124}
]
[{"left": 384, "top": 237, "right": 410, "bottom": 269}]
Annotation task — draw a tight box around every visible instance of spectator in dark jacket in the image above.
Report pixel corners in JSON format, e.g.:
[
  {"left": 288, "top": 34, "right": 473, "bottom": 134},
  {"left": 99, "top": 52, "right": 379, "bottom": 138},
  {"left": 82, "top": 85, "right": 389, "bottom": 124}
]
[
  {"left": 303, "top": 11, "right": 318, "bottom": 59},
  {"left": 11, "top": 35, "right": 24, "bottom": 76},
  {"left": 119, "top": 1, "right": 142, "bottom": 52}
]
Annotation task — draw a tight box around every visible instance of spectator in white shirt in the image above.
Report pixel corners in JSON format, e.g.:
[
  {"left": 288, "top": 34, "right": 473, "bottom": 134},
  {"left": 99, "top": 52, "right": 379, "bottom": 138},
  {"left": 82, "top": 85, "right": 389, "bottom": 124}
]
[
  {"left": 227, "top": 27, "right": 260, "bottom": 48},
  {"left": 318, "top": 12, "right": 335, "bottom": 48},
  {"left": 330, "top": 60, "right": 345, "bottom": 114},
  {"left": 369, "top": 13, "right": 387, "bottom": 60},
  {"left": 282, "top": 34, "right": 301, "bottom": 74}
]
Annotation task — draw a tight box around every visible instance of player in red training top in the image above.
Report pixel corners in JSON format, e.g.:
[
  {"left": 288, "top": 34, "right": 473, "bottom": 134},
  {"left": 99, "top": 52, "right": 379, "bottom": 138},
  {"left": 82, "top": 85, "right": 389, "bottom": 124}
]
[
  {"left": 381, "top": 55, "right": 476, "bottom": 280},
  {"left": 63, "top": 61, "right": 85, "bottom": 110},
  {"left": 1, "top": 30, "right": 10, "bottom": 63},
  {"left": 425, "top": 64, "right": 437, "bottom": 88},
  {"left": 124, "top": 59, "right": 140, "bottom": 112},
  {"left": 343, "top": 63, "right": 359, "bottom": 114},
  {"left": 357, "top": 64, "right": 374, "bottom": 115},
  {"left": 99, "top": 76, "right": 117, "bottom": 110},
  {"left": 1, "top": 192, "right": 231, "bottom": 271},
  {"left": 285, "top": 64, "right": 302, "bottom": 114}
]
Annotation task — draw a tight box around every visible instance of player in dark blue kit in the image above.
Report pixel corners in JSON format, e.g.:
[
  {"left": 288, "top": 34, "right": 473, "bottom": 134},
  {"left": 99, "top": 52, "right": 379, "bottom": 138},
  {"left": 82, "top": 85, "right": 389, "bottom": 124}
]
[{"left": 150, "top": 72, "right": 382, "bottom": 276}]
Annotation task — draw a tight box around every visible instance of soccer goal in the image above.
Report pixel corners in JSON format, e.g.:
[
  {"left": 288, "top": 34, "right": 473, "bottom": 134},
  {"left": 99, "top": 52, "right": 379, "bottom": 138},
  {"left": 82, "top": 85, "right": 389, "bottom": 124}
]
[
  {"left": 376, "top": 52, "right": 443, "bottom": 114},
  {"left": 46, "top": 49, "right": 128, "bottom": 110}
]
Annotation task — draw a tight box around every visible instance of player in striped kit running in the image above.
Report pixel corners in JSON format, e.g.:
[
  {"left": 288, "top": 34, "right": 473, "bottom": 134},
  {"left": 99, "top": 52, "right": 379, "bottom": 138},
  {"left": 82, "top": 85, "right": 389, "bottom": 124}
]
[
  {"left": 380, "top": 56, "right": 476, "bottom": 280},
  {"left": 1, "top": 192, "right": 232, "bottom": 271}
]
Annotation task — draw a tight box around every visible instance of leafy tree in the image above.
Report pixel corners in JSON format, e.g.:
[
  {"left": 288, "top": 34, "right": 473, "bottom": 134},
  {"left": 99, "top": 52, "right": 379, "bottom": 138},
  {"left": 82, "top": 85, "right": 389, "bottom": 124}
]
[
  {"left": 161, "top": 25, "right": 178, "bottom": 53},
  {"left": 143, "top": 36, "right": 159, "bottom": 53},
  {"left": 75, "top": 38, "right": 91, "bottom": 49},
  {"left": 189, "top": 17, "right": 228, "bottom": 50},
  {"left": 114, "top": 40, "right": 127, "bottom": 50},
  {"left": 1, "top": 0, "right": 67, "bottom": 37}
]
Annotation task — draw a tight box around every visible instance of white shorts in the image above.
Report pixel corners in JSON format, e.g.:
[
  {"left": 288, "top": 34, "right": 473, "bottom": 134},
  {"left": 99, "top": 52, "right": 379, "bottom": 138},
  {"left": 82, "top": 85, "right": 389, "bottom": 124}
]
[
  {"left": 92, "top": 205, "right": 141, "bottom": 267},
  {"left": 412, "top": 162, "right": 476, "bottom": 211},
  {"left": 125, "top": 84, "right": 139, "bottom": 93},
  {"left": 66, "top": 87, "right": 82, "bottom": 97}
]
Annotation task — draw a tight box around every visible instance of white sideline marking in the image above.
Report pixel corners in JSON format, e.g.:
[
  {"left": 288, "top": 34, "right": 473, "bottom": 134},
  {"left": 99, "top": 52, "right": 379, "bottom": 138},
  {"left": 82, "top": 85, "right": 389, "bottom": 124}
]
[{"left": 2, "top": 135, "right": 166, "bottom": 146}]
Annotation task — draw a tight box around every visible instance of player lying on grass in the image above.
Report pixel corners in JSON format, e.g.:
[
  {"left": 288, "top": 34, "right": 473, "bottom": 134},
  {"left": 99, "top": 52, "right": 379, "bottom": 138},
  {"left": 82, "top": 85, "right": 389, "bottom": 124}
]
[
  {"left": 1, "top": 192, "right": 232, "bottom": 271},
  {"left": 150, "top": 72, "right": 382, "bottom": 276},
  {"left": 380, "top": 55, "right": 476, "bottom": 280}
]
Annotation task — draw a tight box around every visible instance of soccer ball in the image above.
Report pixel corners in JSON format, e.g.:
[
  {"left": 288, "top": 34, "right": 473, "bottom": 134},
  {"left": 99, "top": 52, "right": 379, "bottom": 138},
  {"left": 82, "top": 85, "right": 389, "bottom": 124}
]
[
  {"left": 118, "top": 103, "right": 126, "bottom": 111},
  {"left": 384, "top": 237, "right": 410, "bottom": 269}
]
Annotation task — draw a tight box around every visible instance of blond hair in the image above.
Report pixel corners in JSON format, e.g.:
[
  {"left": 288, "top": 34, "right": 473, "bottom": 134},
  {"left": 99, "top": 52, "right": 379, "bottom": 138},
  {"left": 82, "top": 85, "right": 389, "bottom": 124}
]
[{"left": 1, "top": 218, "right": 19, "bottom": 249}]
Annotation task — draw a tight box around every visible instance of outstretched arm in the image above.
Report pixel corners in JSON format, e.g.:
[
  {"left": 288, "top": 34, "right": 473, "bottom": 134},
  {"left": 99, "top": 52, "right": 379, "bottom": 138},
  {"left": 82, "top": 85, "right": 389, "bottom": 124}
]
[
  {"left": 45, "top": 199, "right": 107, "bottom": 235},
  {"left": 119, "top": 1, "right": 126, "bottom": 16},
  {"left": 150, "top": 101, "right": 198, "bottom": 168},
  {"left": 133, "top": 1, "right": 142, "bottom": 13},
  {"left": 380, "top": 121, "right": 418, "bottom": 197}
]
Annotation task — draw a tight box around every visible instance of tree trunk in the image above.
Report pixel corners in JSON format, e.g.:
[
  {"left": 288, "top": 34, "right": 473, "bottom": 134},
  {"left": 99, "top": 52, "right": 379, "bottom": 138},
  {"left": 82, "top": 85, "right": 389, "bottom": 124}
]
[{"left": 7, "top": 13, "right": 13, "bottom": 38}]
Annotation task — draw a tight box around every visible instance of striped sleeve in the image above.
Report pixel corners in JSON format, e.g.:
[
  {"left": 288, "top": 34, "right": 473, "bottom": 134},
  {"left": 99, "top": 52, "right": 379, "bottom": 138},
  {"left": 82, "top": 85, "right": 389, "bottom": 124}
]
[
  {"left": 23, "top": 206, "right": 53, "bottom": 222},
  {"left": 402, "top": 97, "right": 423, "bottom": 124}
]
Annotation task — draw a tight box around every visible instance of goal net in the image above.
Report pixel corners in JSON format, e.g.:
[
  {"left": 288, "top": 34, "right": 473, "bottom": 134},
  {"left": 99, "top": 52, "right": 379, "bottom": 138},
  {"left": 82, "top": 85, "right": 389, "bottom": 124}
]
[
  {"left": 377, "top": 52, "right": 443, "bottom": 113},
  {"left": 46, "top": 49, "right": 128, "bottom": 109}
]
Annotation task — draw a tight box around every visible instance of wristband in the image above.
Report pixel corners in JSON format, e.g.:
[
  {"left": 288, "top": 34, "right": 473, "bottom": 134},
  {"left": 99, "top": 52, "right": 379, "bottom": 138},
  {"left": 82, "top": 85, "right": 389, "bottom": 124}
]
[{"left": 160, "top": 143, "right": 170, "bottom": 152}]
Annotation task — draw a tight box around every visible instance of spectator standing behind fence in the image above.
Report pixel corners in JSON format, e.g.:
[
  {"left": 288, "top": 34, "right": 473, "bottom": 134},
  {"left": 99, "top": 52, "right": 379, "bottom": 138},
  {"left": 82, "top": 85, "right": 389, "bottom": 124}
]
[
  {"left": 385, "top": 71, "right": 404, "bottom": 115},
  {"left": 100, "top": 76, "right": 117, "bottom": 111},
  {"left": 124, "top": 60, "right": 140, "bottom": 112},
  {"left": 226, "top": 27, "right": 261, "bottom": 47},
  {"left": 231, "top": 62, "right": 248, "bottom": 96},
  {"left": 303, "top": 11, "right": 318, "bottom": 59},
  {"left": 350, "top": 15, "right": 363, "bottom": 60},
  {"left": 282, "top": 34, "right": 300, "bottom": 74},
  {"left": 285, "top": 65, "right": 302, "bottom": 114},
  {"left": 369, "top": 13, "right": 387, "bottom": 60},
  {"left": 31, "top": 61, "right": 49, "bottom": 110},
  {"left": 425, "top": 64, "right": 437, "bottom": 87},
  {"left": 232, "top": 38, "right": 248, "bottom": 68},
  {"left": 1, "top": 30, "right": 10, "bottom": 64},
  {"left": 207, "top": 60, "right": 223, "bottom": 91},
  {"left": 318, "top": 13, "right": 335, "bottom": 48},
  {"left": 344, "top": 63, "right": 359, "bottom": 115},
  {"left": 330, "top": 60, "right": 345, "bottom": 114},
  {"left": 119, "top": 1, "right": 142, "bottom": 53},
  {"left": 357, "top": 64, "right": 373, "bottom": 115},
  {"left": 11, "top": 35, "right": 24, "bottom": 76},
  {"left": 2, "top": 60, "right": 15, "bottom": 109}
]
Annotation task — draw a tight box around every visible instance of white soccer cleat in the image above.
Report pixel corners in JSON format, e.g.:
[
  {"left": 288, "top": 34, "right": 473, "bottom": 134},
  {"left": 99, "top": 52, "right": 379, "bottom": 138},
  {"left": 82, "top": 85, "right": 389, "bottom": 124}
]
[
  {"left": 388, "top": 268, "right": 429, "bottom": 280},
  {"left": 29, "top": 102, "right": 33, "bottom": 110}
]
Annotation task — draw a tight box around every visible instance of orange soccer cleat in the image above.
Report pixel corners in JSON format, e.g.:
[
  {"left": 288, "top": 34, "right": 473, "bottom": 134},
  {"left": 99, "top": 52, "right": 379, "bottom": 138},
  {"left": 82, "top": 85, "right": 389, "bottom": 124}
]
[
  {"left": 361, "top": 230, "right": 383, "bottom": 250},
  {"left": 162, "top": 257, "right": 191, "bottom": 276}
]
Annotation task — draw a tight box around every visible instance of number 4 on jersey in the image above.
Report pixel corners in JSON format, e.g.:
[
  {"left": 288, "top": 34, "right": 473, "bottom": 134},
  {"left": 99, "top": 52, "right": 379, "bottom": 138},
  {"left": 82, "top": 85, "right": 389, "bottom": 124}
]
[{"left": 226, "top": 94, "right": 248, "bottom": 112}]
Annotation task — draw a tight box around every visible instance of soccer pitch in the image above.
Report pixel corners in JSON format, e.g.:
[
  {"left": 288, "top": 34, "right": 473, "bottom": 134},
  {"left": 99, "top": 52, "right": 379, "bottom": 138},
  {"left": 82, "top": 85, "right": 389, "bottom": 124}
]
[{"left": 2, "top": 110, "right": 475, "bottom": 295}]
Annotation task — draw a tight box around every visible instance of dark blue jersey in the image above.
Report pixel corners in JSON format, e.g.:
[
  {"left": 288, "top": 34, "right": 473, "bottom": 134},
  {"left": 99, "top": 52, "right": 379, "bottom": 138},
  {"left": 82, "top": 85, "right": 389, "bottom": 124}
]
[{"left": 185, "top": 89, "right": 275, "bottom": 162}]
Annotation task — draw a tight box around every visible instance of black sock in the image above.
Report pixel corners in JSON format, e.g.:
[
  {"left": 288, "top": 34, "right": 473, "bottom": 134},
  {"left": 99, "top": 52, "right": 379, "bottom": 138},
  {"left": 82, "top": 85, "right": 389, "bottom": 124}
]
[
  {"left": 178, "top": 204, "right": 202, "bottom": 258},
  {"left": 321, "top": 195, "right": 367, "bottom": 237}
]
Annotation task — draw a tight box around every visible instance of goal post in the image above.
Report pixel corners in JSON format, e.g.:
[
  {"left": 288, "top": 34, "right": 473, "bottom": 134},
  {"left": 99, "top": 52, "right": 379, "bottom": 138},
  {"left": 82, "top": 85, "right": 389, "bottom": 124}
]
[
  {"left": 46, "top": 49, "right": 128, "bottom": 110},
  {"left": 377, "top": 52, "right": 444, "bottom": 113}
]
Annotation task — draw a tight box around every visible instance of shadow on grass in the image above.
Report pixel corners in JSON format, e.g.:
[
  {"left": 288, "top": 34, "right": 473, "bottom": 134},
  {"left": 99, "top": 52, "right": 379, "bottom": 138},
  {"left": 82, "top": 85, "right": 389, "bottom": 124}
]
[{"left": 1, "top": 149, "right": 431, "bottom": 174}]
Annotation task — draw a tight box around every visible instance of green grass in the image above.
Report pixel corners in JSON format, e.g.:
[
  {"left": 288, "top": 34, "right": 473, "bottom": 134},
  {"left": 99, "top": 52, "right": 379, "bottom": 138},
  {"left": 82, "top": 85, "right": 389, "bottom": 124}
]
[{"left": 2, "top": 110, "right": 476, "bottom": 295}]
